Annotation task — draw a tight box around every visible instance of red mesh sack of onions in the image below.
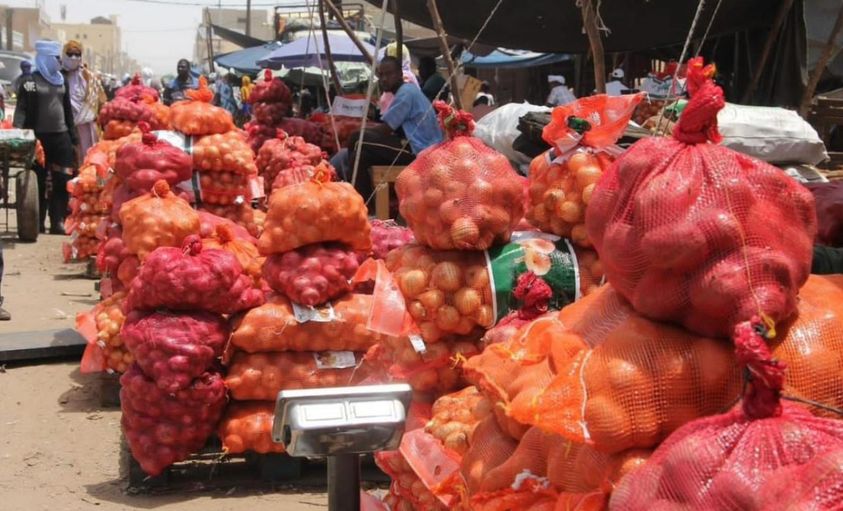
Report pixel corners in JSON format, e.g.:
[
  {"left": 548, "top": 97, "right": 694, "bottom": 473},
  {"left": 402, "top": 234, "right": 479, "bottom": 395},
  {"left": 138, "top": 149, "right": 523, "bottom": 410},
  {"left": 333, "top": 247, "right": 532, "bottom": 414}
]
[
  {"left": 586, "top": 58, "right": 816, "bottom": 339},
  {"left": 200, "top": 203, "right": 261, "bottom": 238},
  {"left": 120, "top": 365, "right": 226, "bottom": 476},
  {"left": 277, "top": 117, "right": 324, "bottom": 145},
  {"left": 170, "top": 77, "right": 234, "bottom": 136},
  {"left": 192, "top": 130, "right": 258, "bottom": 176},
  {"left": 253, "top": 101, "right": 287, "bottom": 124},
  {"left": 115, "top": 74, "right": 160, "bottom": 103},
  {"left": 99, "top": 96, "right": 159, "bottom": 128},
  {"left": 396, "top": 101, "right": 525, "bottom": 250},
  {"left": 370, "top": 219, "right": 414, "bottom": 260},
  {"left": 121, "top": 310, "right": 229, "bottom": 393},
  {"left": 246, "top": 69, "right": 292, "bottom": 106},
  {"left": 114, "top": 123, "right": 193, "bottom": 192},
  {"left": 198, "top": 210, "right": 256, "bottom": 243},
  {"left": 270, "top": 161, "right": 337, "bottom": 191},
  {"left": 262, "top": 243, "right": 361, "bottom": 306},
  {"left": 245, "top": 120, "right": 278, "bottom": 153},
  {"left": 126, "top": 235, "right": 264, "bottom": 314},
  {"left": 256, "top": 133, "right": 325, "bottom": 189},
  {"left": 96, "top": 223, "right": 127, "bottom": 273},
  {"left": 610, "top": 319, "right": 843, "bottom": 511}
]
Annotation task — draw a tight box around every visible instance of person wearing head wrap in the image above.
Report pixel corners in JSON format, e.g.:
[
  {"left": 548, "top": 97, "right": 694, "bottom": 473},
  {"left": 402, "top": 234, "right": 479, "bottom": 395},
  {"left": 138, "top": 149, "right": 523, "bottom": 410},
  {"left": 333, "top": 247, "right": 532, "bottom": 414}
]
[
  {"left": 13, "top": 40, "right": 79, "bottom": 235},
  {"left": 12, "top": 60, "right": 32, "bottom": 97},
  {"left": 62, "top": 40, "right": 106, "bottom": 159},
  {"left": 546, "top": 74, "right": 576, "bottom": 106}
]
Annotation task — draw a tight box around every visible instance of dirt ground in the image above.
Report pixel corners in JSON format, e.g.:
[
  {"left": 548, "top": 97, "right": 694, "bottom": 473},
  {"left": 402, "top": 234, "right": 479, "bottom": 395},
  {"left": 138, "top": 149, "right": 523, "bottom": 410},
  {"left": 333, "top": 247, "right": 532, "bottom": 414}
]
[{"left": 0, "top": 222, "right": 331, "bottom": 509}]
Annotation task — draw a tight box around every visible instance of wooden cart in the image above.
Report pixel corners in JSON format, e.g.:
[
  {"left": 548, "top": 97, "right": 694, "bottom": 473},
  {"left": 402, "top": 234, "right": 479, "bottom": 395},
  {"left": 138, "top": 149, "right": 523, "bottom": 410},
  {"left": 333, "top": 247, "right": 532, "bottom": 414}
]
[{"left": 0, "top": 129, "right": 39, "bottom": 242}]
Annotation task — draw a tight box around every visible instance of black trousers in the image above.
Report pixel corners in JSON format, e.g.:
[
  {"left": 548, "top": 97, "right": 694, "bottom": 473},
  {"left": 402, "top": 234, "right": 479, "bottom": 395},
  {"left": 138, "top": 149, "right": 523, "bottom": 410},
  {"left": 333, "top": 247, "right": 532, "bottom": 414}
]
[
  {"left": 34, "top": 164, "right": 69, "bottom": 230},
  {"left": 346, "top": 130, "right": 415, "bottom": 207}
]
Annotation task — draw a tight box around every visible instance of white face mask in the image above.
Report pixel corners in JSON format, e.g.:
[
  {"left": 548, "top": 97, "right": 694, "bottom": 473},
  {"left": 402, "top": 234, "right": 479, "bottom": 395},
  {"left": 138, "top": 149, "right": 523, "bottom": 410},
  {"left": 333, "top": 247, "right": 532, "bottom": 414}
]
[{"left": 62, "top": 55, "right": 80, "bottom": 71}]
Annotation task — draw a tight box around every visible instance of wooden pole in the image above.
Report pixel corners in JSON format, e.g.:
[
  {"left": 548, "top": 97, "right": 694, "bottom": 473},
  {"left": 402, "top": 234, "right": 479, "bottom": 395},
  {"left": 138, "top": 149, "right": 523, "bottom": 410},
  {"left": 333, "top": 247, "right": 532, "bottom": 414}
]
[
  {"left": 741, "top": 0, "right": 793, "bottom": 103},
  {"left": 580, "top": 0, "right": 605, "bottom": 93},
  {"left": 204, "top": 8, "right": 216, "bottom": 73},
  {"left": 324, "top": 0, "right": 375, "bottom": 65},
  {"left": 246, "top": 0, "right": 252, "bottom": 37},
  {"left": 392, "top": 0, "right": 403, "bottom": 63},
  {"left": 318, "top": 0, "right": 344, "bottom": 93},
  {"left": 426, "top": 0, "right": 463, "bottom": 109},
  {"left": 800, "top": 5, "right": 843, "bottom": 117}
]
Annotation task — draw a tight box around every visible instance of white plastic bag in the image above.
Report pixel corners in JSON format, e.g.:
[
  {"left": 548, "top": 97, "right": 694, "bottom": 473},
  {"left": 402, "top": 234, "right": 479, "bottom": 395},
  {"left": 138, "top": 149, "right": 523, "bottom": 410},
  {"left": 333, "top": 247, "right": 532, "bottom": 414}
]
[
  {"left": 474, "top": 102, "right": 550, "bottom": 167},
  {"left": 718, "top": 103, "right": 828, "bottom": 165}
]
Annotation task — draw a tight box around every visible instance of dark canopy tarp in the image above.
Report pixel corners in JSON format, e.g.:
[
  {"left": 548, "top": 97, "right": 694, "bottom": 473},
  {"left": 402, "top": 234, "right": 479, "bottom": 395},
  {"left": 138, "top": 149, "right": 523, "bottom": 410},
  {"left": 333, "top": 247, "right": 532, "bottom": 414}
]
[{"left": 362, "top": 0, "right": 780, "bottom": 53}]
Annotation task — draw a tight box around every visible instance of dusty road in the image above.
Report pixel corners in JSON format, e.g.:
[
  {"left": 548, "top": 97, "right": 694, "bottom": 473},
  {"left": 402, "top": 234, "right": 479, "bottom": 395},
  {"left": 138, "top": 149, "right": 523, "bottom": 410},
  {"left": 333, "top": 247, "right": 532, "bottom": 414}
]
[{"left": 0, "top": 224, "right": 331, "bottom": 509}]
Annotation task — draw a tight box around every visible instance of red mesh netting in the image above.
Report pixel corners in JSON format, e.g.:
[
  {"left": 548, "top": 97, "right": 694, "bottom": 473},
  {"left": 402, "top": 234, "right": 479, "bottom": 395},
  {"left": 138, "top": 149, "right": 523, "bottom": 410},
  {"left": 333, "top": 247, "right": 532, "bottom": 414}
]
[
  {"left": 527, "top": 94, "right": 642, "bottom": 245},
  {"left": 262, "top": 243, "right": 361, "bottom": 306},
  {"left": 396, "top": 101, "right": 525, "bottom": 250},
  {"left": 99, "top": 97, "right": 158, "bottom": 128},
  {"left": 114, "top": 123, "right": 193, "bottom": 192},
  {"left": 465, "top": 275, "right": 843, "bottom": 454},
  {"left": 115, "top": 74, "right": 160, "bottom": 103},
  {"left": 246, "top": 70, "right": 292, "bottom": 106},
  {"left": 585, "top": 58, "right": 817, "bottom": 339}
]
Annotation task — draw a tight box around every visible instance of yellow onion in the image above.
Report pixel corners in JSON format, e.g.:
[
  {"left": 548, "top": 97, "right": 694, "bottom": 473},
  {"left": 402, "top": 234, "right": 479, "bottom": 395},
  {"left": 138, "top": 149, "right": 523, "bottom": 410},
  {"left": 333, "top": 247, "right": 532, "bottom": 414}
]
[
  {"left": 450, "top": 217, "right": 480, "bottom": 248},
  {"left": 431, "top": 262, "right": 462, "bottom": 292},
  {"left": 454, "top": 287, "right": 482, "bottom": 315}
]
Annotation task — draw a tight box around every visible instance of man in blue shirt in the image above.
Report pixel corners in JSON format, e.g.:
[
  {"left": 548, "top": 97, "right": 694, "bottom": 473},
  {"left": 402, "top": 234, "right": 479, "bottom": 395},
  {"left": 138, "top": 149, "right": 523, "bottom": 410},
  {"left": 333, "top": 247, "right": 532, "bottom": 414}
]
[
  {"left": 341, "top": 56, "right": 443, "bottom": 206},
  {"left": 162, "top": 59, "right": 199, "bottom": 106}
]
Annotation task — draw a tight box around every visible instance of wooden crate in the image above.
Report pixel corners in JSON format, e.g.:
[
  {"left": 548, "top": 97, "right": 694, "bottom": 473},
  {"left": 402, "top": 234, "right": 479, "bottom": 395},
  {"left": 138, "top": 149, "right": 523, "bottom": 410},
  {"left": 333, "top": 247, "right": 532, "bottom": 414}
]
[{"left": 370, "top": 165, "right": 405, "bottom": 220}]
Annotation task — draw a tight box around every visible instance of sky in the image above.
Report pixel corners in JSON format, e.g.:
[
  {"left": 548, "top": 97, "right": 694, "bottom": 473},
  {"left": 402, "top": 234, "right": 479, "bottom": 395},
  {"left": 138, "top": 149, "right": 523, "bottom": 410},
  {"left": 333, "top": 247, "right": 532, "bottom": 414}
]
[{"left": 4, "top": 0, "right": 310, "bottom": 74}]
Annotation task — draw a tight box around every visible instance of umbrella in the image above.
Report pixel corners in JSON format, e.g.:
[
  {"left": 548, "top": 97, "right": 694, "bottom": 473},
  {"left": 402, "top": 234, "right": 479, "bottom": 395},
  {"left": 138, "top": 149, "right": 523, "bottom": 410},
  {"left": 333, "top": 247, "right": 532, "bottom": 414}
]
[
  {"left": 215, "top": 42, "right": 281, "bottom": 74},
  {"left": 257, "top": 33, "right": 376, "bottom": 70},
  {"left": 277, "top": 62, "right": 372, "bottom": 89}
]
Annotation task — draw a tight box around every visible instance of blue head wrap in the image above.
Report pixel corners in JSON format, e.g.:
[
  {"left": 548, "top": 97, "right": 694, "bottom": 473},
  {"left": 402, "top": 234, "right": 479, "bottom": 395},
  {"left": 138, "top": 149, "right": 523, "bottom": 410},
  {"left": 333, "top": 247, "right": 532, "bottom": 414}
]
[{"left": 34, "top": 40, "right": 63, "bottom": 86}]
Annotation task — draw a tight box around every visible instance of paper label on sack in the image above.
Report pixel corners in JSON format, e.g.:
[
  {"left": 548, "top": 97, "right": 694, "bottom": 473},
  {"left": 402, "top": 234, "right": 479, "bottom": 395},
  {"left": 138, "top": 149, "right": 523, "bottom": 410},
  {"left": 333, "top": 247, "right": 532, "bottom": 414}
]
[
  {"left": 292, "top": 302, "right": 337, "bottom": 323},
  {"left": 486, "top": 232, "right": 580, "bottom": 321},
  {"left": 331, "top": 96, "right": 369, "bottom": 118},
  {"left": 409, "top": 335, "right": 427, "bottom": 354},
  {"left": 249, "top": 175, "right": 265, "bottom": 199},
  {"left": 313, "top": 351, "right": 357, "bottom": 370}
]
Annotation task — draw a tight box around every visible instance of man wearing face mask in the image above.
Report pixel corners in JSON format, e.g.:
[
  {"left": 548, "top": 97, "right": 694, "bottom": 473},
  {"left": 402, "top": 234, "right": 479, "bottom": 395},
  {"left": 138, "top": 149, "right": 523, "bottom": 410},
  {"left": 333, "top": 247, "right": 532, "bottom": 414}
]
[
  {"left": 13, "top": 40, "right": 79, "bottom": 235},
  {"left": 62, "top": 40, "right": 106, "bottom": 158}
]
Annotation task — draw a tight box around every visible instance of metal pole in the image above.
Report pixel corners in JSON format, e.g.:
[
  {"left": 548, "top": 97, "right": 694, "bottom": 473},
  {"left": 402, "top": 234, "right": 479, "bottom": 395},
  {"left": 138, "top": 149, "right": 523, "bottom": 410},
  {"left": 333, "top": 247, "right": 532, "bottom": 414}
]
[
  {"left": 205, "top": 8, "right": 216, "bottom": 73},
  {"left": 426, "top": 0, "right": 462, "bottom": 109},
  {"left": 392, "top": 0, "right": 403, "bottom": 63},
  {"left": 800, "top": 5, "right": 843, "bottom": 117},
  {"left": 319, "top": 0, "right": 344, "bottom": 93},
  {"left": 246, "top": 0, "right": 252, "bottom": 37},
  {"left": 324, "top": 0, "right": 375, "bottom": 65},
  {"left": 580, "top": 0, "right": 606, "bottom": 93},
  {"left": 327, "top": 454, "right": 360, "bottom": 511}
]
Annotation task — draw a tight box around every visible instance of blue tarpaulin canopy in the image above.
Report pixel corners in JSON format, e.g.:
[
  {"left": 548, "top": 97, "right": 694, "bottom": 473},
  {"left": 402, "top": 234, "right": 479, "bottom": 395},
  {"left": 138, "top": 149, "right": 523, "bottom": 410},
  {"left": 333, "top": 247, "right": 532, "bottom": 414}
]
[
  {"left": 215, "top": 42, "right": 281, "bottom": 74},
  {"left": 460, "top": 49, "right": 572, "bottom": 69}
]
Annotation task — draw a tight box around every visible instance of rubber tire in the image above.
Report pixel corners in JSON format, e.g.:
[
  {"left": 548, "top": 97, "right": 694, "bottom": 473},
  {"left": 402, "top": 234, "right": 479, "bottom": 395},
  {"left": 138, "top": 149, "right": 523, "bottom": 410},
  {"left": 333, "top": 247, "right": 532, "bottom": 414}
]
[{"left": 15, "top": 168, "right": 39, "bottom": 242}]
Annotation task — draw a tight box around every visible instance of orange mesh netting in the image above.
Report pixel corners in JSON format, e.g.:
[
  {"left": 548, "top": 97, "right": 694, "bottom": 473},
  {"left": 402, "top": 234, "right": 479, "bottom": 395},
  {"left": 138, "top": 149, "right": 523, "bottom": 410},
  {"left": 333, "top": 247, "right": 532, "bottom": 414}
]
[
  {"left": 192, "top": 130, "right": 258, "bottom": 176},
  {"left": 585, "top": 58, "right": 816, "bottom": 339},
  {"left": 118, "top": 180, "right": 200, "bottom": 261},
  {"left": 609, "top": 312, "right": 843, "bottom": 511},
  {"left": 372, "top": 336, "right": 481, "bottom": 395},
  {"left": 170, "top": 76, "right": 235, "bottom": 135},
  {"left": 527, "top": 94, "right": 642, "bottom": 245},
  {"left": 201, "top": 223, "right": 262, "bottom": 281},
  {"left": 230, "top": 294, "right": 390, "bottom": 353},
  {"left": 257, "top": 178, "right": 371, "bottom": 255},
  {"left": 225, "top": 351, "right": 367, "bottom": 400},
  {"left": 426, "top": 386, "right": 493, "bottom": 456},
  {"left": 396, "top": 101, "right": 525, "bottom": 250},
  {"left": 218, "top": 401, "right": 286, "bottom": 454}
]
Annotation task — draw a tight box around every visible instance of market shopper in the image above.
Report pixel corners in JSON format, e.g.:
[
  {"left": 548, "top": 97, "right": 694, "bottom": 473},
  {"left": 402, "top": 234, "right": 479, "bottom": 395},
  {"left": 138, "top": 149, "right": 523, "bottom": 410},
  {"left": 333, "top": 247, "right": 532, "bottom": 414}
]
[
  {"left": 0, "top": 245, "right": 9, "bottom": 320},
  {"left": 419, "top": 56, "right": 446, "bottom": 102},
  {"left": 605, "top": 68, "right": 629, "bottom": 96},
  {"left": 474, "top": 81, "right": 495, "bottom": 107},
  {"left": 546, "top": 75, "right": 576, "bottom": 106},
  {"left": 13, "top": 40, "right": 78, "bottom": 235},
  {"left": 62, "top": 40, "right": 106, "bottom": 158},
  {"left": 334, "top": 56, "right": 443, "bottom": 205},
  {"left": 12, "top": 60, "right": 32, "bottom": 96},
  {"left": 162, "top": 59, "right": 198, "bottom": 106}
]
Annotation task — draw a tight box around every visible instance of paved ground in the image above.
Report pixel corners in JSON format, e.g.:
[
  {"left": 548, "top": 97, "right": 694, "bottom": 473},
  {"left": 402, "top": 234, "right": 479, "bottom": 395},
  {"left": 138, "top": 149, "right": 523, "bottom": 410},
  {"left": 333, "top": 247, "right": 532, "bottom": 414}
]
[{"left": 0, "top": 216, "right": 332, "bottom": 509}]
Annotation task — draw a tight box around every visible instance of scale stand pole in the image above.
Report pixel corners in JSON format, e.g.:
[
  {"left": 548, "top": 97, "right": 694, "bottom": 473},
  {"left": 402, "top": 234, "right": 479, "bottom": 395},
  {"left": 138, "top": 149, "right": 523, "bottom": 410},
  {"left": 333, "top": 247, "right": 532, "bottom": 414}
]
[{"left": 328, "top": 454, "right": 361, "bottom": 511}]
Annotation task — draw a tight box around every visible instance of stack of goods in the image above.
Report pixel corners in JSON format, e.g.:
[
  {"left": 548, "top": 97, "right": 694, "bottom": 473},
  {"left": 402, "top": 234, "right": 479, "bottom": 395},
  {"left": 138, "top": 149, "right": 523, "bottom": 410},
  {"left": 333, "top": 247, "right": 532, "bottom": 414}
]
[
  {"left": 78, "top": 290, "right": 133, "bottom": 374},
  {"left": 254, "top": 131, "right": 334, "bottom": 196},
  {"left": 312, "top": 112, "right": 381, "bottom": 156},
  {"left": 244, "top": 70, "right": 293, "bottom": 153},
  {"left": 99, "top": 76, "right": 169, "bottom": 140},
  {"left": 172, "top": 77, "right": 262, "bottom": 237},
  {"left": 222, "top": 174, "right": 377, "bottom": 454},
  {"left": 62, "top": 157, "right": 109, "bottom": 262},
  {"left": 447, "top": 58, "right": 843, "bottom": 510},
  {"left": 120, "top": 235, "right": 263, "bottom": 475}
]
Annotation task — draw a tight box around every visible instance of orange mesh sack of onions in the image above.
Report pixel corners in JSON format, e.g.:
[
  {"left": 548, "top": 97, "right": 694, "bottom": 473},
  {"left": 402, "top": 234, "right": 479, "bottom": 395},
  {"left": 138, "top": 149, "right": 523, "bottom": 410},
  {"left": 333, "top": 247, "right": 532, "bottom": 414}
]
[
  {"left": 170, "top": 76, "right": 235, "bottom": 136},
  {"left": 396, "top": 101, "right": 526, "bottom": 250},
  {"left": 526, "top": 93, "right": 643, "bottom": 246},
  {"left": 372, "top": 232, "right": 601, "bottom": 344}
]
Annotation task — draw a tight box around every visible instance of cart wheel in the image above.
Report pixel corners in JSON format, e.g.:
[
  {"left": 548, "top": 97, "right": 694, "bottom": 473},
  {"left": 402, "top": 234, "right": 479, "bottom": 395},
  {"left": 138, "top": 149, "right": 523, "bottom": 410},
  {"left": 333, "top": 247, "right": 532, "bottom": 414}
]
[{"left": 15, "top": 168, "right": 39, "bottom": 242}]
